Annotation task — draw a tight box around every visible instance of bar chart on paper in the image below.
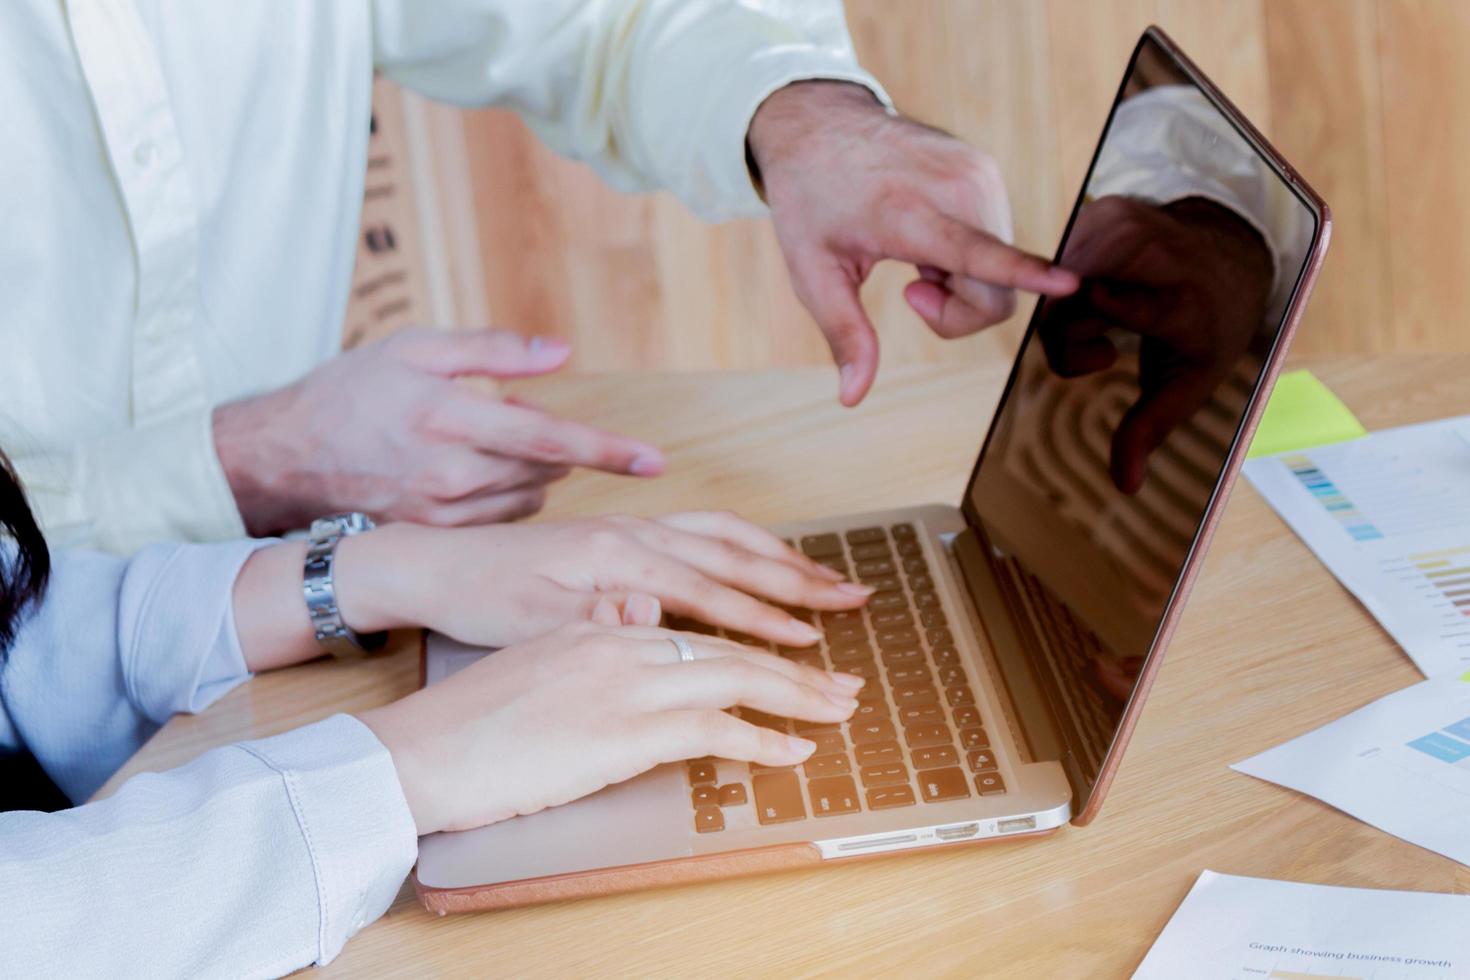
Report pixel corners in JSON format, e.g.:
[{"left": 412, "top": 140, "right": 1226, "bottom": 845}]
[
  {"left": 1244, "top": 417, "right": 1470, "bottom": 678},
  {"left": 1233, "top": 673, "right": 1470, "bottom": 869}
]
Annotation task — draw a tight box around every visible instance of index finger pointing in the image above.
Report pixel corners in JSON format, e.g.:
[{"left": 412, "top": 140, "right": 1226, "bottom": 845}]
[
  {"left": 893, "top": 213, "right": 1078, "bottom": 297},
  {"left": 441, "top": 392, "right": 665, "bottom": 476}
]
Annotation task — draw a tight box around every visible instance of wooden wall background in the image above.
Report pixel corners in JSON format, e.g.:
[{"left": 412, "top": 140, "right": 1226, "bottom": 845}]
[{"left": 410, "top": 1, "right": 1468, "bottom": 374}]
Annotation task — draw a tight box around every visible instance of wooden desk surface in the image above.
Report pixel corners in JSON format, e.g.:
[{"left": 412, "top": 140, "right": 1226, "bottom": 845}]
[{"left": 104, "top": 354, "right": 1470, "bottom": 978}]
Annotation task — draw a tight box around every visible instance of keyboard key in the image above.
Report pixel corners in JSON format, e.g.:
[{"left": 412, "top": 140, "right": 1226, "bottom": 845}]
[
  {"left": 744, "top": 710, "right": 789, "bottom": 732},
  {"left": 853, "top": 740, "right": 904, "bottom": 767},
  {"left": 921, "top": 608, "right": 948, "bottom": 628},
  {"left": 749, "top": 761, "right": 796, "bottom": 774},
  {"left": 898, "top": 703, "right": 944, "bottom": 727},
  {"left": 753, "top": 771, "right": 807, "bottom": 824},
  {"left": 876, "top": 628, "right": 920, "bottom": 649},
  {"left": 890, "top": 523, "right": 916, "bottom": 539},
  {"left": 974, "top": 772, "right": 1007, "bottom": 795},
  {"left": 904, "top": 724, "right": 951, "bottom": 748},
  {"left": 823, "top": 609, "right": 864, "bottom": 627},
  {"left": 850, "top": 719, "right": 898, "bottom": 744},
  {"left": 816, "top": 557, "right": 850, "bottom": 577},
  {"left": 846, "top": 527, "right": 886, "bottom": 545},
  {"left": 809, "top": 731, "right": 847, "bottom": 756},
  {"left": 946, "top": 685, "right": 975, "bottom": 707},
  {"left": 837, "top": 660, "right": 882, "bottom": 682},
  {"left": 959, "top": 728, "right": 990, "bottom": 751},
  {"left": 902, "top": 557, "right": 929, "bottom": 576},
  {"left": 856, "top": 559, "right": 897, "bottom": 580},
  {"left": 793, "top": 718, "right": 841, "bottom": 735},
  {"left": 850, "top": 542, "right": 892, "bottom": 561},
  {"left": 918, "top": 767, "right": 971, "bottom": 803},
  {"left": 786, "top": 651, "right": 825, "bottom": 670},
  {"left": 695, "top": 807, "right": 725, "bottom": 833},
  {"left": 887, "top": 664, "right": 932, "bottom": 686},
  {"left": 967, "top": 749, "right": 998, "bottom": 772},
  {"left": 952, "top": 705, "right": 982, "bottom": 729},
  {"left": 931, "top": 646, "right": 960, "bottom": 667},
  {"left": 859, "top": 762, "right": 909, "bottom": 786},
  {"left": 893, "top": 682, "right": 939, "bottom": 707},
  {"left": 927, "top": 627, "right": 955, "bottom": 647},
  {"left": 912, "top": 745, "right": 959, "bottom": 769},
  {"left": 866, "top": 785, "right": 917, "bottom": 810},
  {"left": 853, "top": 701, "right": 890, "bottom": 725},
  {"left": 871, "top": 609, "right": 914, "bottom": 629},
  {"left": 688, "top": 761, "right": 717, "bottom": 785},
  {"left": 783, "top": 606, "right": 815, "bottom": 625},
  {"left": 864, "top": 575, "right": 903, "bottom": 594},
  {"left": 805, "top": 754, "right": 852, "bottom": 778},
  {"left": 718, "top": 783, "right": 748, "bottom": 806},
  {"left": 808, "top": 776, "right": 861, "bottom": 816},
  {"left": 692, "top": 786, "right": 719, "bottom": 807},
  {"left": 868, "top": 593, "right": 907, "bottom": 612},
  {"left": 828, "top": 643, "right": 875, "bottom": 665},
  {"left": 936, "top": 664, "right": 965, "bottom": 687},
  {"left": 880, "top": 646, "right": 924, "bottom": 667},
  {"left": 824, "top": 622, "right": 866, "bottom": 643},
  {"left": 801, "top": 533, "right": 842, "bottom": 558},
  {"left": 895, "top": 539, "right": 922, "bottom": 558},
  {"left": 913, "top": 591, "right": 940, "bottom": 610},
  {"left": 908, "top": 574, "right": 934, "bottom": 592}
]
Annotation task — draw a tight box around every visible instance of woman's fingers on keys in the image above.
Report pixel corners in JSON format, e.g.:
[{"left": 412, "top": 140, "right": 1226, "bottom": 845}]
[
  {"left": 617, "top": 628, "right": 863, "bottom": 694},
  {"left": 654, "top": 510, "right": 843, "bottom": 580},
  {"left": 644, "top": 710, "right": 817, "bottom": 768},
  {"left": 636, "top": 657, "right": 858, "bottom": 719},
  {"left": 639, "top": 526, "right": 872, "bottom": 612}
]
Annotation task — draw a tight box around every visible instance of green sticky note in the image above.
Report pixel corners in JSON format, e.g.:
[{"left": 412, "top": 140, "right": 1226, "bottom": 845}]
[{"left": 1247, "top": 369, "right": 1367, "bottom": 458}]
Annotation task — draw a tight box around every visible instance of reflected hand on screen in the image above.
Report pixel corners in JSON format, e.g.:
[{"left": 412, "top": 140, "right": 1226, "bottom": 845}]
[{"left": 1040, "top": 195, "right": 1274, "bottom": 493}]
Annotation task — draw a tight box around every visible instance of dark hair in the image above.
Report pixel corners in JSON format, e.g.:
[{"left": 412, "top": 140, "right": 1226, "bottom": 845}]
[{"left": 0, "top": 449, "right": 49, "bottom": 652}]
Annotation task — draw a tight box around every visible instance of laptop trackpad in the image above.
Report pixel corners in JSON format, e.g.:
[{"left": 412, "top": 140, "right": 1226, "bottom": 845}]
[{"left": 415, "top": 763, "right": 692, "bottom": 890}]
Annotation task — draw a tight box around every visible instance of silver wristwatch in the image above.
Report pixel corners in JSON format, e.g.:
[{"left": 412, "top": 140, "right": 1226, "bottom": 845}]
[{"left": 304, "top": 512, "right": 388, "bottom": 659}]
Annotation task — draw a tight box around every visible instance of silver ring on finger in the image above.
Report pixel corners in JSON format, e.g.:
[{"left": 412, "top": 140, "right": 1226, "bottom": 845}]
[{"left": 669, "top": 635, "right": 696, "bottom": 664}]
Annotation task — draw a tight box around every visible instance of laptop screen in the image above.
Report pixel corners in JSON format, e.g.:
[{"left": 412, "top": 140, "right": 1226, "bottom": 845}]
[{"left": 962, "top": 35, "right": 1320, "bottom": 799}]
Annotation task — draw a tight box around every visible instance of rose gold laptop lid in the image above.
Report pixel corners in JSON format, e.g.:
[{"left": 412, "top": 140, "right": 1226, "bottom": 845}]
[{"left": 953, "top": 24, "right": 1330, "bottom": 826}]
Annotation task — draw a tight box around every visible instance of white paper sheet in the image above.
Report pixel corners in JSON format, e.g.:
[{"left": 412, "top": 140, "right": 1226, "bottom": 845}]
[
  {"left": 1232, "top": 672, "right": 1470, "bottom": 868},
  {"left": 1134, "top": 870, "right": 1470, "bottom": 979},
  {"left": 1242, "top": 416, "right": 1470, "bottom": 679}
]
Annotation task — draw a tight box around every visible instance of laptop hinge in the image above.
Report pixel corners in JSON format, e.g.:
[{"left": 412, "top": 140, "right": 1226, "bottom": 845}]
[{"left": 950, "top": 527, "right": 1089, "bottom": 805}]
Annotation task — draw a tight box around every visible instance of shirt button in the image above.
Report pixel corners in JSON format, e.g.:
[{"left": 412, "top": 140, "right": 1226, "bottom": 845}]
[{"left": 133, "top": 141, "right": 157, "bottom": 168}]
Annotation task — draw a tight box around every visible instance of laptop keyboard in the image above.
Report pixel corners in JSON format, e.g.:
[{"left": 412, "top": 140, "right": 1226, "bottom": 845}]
[{"left": 668, "top": 523, "right": 1006, "bottom": 835}]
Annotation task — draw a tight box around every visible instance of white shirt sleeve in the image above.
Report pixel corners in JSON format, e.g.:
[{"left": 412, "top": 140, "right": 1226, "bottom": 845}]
[
  {"left": 370, "top": 0, "right": 892, "bottom": 221},
  {"left": 0, "top": 715, "right": 417, "bottom": 977},
  {"left": 9, "top": 408, "right": 247, "bottom": 557},
  {"left": 0, "top": 540, "right": 418, "bottom": 974}
]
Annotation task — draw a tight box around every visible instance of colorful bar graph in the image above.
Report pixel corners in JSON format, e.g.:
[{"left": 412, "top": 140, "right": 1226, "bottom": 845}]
[
  {"left": 1407, "top": 731, "right": 1470, "bottom": 763},
  {"left": 1409, "top": 546, "right": 1470, "bottom": 620},
  {"left": 1282, "top": 454, "right": 1383, "bottom": 540}
]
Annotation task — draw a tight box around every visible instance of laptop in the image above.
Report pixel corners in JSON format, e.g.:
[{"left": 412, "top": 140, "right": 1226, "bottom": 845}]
[{"left": 413, "top": 26, "right": 1331, "bottom": 913}]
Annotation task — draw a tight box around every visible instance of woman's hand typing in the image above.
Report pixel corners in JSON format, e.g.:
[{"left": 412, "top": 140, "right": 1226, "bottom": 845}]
[
  {"left": 357, "top": 599, "right": 863, "bottom": 835},
  {"left": 332, "top": 511, "right": 869, "bottom": 650}
]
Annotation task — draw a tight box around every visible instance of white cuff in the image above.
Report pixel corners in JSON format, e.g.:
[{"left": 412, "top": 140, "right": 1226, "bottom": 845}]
[
  {"left": 77, "top": 408, "right": 246, "bottom": 553},
  {"left": 239, "top": 714, "right": 419, "bottom": 965},
  {"left": 121, "top": 538, "right": 275, "bottom": 723}
]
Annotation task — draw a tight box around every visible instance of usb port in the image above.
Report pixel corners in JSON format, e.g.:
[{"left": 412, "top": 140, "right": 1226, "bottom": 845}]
[
  {"left": 935, "top": 822, "right": 979, "bottom": 841},
  {"left": 997, "top": 816, "right": 1036, "bottom": 833}
]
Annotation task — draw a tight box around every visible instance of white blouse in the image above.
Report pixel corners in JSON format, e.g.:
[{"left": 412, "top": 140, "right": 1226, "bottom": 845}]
[
  {"left": 0, "top": 542, "right": 418, "bottom": 976},
  {"left": 0, "top": 0, "right": 884, "bottom": 555}
]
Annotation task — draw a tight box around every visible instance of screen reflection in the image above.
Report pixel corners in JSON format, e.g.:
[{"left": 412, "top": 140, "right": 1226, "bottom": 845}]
[{"left": 966, "top": 39, "right": 1317, "bottom": 785}]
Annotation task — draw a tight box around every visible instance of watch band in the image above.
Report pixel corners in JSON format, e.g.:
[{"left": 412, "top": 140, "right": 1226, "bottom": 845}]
[{"left": 304, "top": 512, "right": 389, "bottom": 659}]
